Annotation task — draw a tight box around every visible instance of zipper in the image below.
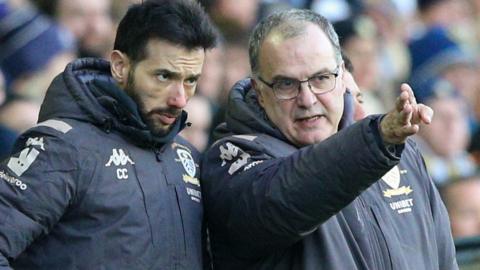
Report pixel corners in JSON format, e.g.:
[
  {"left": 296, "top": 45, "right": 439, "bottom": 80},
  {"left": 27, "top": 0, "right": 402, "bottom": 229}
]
[
  {"left": 358, "top": 194, "right": 392, "bottom": 270},
  {"left": 152, "top": 143, "right": 166, "bottom": 162},
  {"left": 174, "top": 187, "right": 188, "bottom": 256},
  {"left": 153, "top": 148, "right": 162, "bottom": 162}
]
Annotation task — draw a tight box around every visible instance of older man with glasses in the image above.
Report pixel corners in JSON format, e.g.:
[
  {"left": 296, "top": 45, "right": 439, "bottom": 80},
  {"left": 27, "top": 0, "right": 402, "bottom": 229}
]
[{"left": 201, "top": 8, "right": 457, "bottom": 270}]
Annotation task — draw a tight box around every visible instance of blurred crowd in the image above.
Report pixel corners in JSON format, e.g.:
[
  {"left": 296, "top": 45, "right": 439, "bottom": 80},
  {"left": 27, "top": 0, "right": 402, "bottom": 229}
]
[{"left": 1, "top": 0, "right": 480, "bottom": 240}]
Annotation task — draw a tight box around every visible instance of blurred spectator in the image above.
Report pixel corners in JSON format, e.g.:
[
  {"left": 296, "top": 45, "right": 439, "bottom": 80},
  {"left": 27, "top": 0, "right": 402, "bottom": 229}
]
[
  {"left": 206, "top": 37, "right": 251, "bottom": 144},
  {"left": 441, "top": 175, "right": 480, "bottom": 238},
  {"left": 257, "top": 1, "right": 294, "bottom": 19},
  {"left": 414, "top": 79, "right": 476, "bottom": 185},
  {"left": 343, "top": 54, "right": 366, "bottom": 121},
  {"left": 110, "top": 0, "right": 141, "bottom": 23},
  {"left": 391, "top": 0, "right": 417, "bottom": 19},
  {"left": 180, "top": 95, "right": 213, "bottom": 152},
  {"left": 206, "top": 0, "right": 260, "bottom": 39},
  {"left": 197, "top": 45, "right": 226, "bottom": 103},
  {"left": 0, "top": 70, "right": 5, "bottom": 105},
  {"left": 413, "top": 0, "right": 478, "bottom": 92},
  {"left": 469, "top": 129, "right": 480, "bottom": 166},
  {"left": 0, "top": 1, "right": 75, "bottom": 101},
  {"left": 34, "top": 0, "right": 114, "bottom": 58},
  {"left": 310, "top": 0, "right": 364, "bottom": 23},
  {"left": 0, "top": 70, "right": 17, "bottom": 160},
  {"left": 408, "top": 26, "right": 479, "bottom": 133},
  {"left": 335, "top": 16, "right": 386, "bottom": 115},
  {"left": 222, "top": 40, "right": 251, "bottom": 103},
  {"left": 408, "top": 26, "right": 477, "bottom": 103},
  {"left": 0, "top": 123, "right": 17, "bottom": 160},
  {"left": 364, "top": 0, "right": 411, "bottom": 107},
  {"left": 264, "top": 0, "right": 308, "bottom": 9},
  {"left": 416, "top": 0, "right": 469, "bottom": 29},
  {"left": 0, "top": 97, "right": 40, "bottom": 133}
]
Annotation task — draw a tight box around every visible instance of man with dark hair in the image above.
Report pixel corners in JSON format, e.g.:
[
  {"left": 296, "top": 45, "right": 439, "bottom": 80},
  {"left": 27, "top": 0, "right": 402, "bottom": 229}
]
[
  {"left": 201, "top": 9, "right": 457, "bottom": 269},
  {"left": 0, "top": 0, "right": 217, "bottom": 269}
]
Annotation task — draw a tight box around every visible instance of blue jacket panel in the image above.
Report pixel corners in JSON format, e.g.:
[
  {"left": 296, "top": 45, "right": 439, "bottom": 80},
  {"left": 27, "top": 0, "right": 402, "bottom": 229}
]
[
  {"left": 0, "top": 58, "right": 204, "bottom": 269},
  {"left": 201, "top": 79, "right": 458, "bottom": 270}
]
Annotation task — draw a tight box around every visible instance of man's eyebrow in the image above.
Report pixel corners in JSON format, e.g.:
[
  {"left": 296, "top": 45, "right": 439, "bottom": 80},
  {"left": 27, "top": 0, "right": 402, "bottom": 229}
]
[
  {"left": 153, "top": 69, "right": 201, "bottom": 79},
  {"left": 187, "top": 74, "right": 202, "bottom": 80},
  {"left": 311, "top": 67, "right": 338, "bottom": 75},
  {"left": 270, "top": 67, "right": 337, "bottom": 81},
  {"left": 270, "top": 75, "right": 296, "bottom": 81},
  {"left": 153, "top": 69, "right": 177, "bottom": 76}
]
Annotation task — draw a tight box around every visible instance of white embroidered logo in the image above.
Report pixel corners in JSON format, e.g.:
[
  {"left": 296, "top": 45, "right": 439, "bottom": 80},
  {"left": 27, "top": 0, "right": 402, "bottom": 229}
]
[
  {"left": 381, "top": 166, "right": 413, "bottom": 199},
  {"left": 219, "top": 142, "right": 251, "bottom": 175},
  {"left": 176, "top": 149, "right": 196, "bottom": 177},
  {"left": 381, "top": 166, "right": 400, "bottom": 189},
  {"left": 381, "top": 166, "right": 414, "bottom": 214},
  {"left": 7, "top": 137, "right": 46, "bottom": 177},
  {"left": 26, "top": 137, "right": 45, "bottom": 150},
  {"left": 105, "top": 149, "right": 135, "bottom": 167},
  {"left": 105, "top": 149, "right": 135, "bottom": 180}
]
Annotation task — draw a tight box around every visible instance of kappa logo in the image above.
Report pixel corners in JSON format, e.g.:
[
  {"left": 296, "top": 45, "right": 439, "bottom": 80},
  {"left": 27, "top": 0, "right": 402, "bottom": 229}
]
[
  {"left": 26, "top": 137, "right": 45, "bottom": 150},
  {"left": 105, "top": 149, "right": 135, "bottom": 167},
  {"left": 7, "top": 137, "right": 46, "bottom": 177},
  {"left": 105, "top": 149, "right": 135, "bottom": 180},
  {"left": 219, "top": 142, "right": 251, "bottom": 175}
]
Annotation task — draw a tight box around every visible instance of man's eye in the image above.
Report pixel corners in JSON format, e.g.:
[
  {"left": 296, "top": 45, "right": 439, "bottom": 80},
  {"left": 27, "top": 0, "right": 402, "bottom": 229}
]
[
  {"left": 185, "top": 77, "right": 198, "bottom": 86},
  {"left": 356, "top": 94, "right": 364, "bottom": 104},
  {"left": 275, "top": 79, "right": 296, "bottom": 90},
  {"left": 312, "top": 74, "right": 330, "bottom": 82},
  {"left": 156, "top": 73, "right": 169, "bottom": 81}
]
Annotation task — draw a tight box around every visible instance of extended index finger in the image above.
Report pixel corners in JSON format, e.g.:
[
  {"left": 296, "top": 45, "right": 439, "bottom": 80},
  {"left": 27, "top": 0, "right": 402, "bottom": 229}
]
[
  {"left": 396, "top": 89, "right": 410, "bottom": 112},
  {"left": 401, "top": 83, "right": 417, "bottom": 106}
]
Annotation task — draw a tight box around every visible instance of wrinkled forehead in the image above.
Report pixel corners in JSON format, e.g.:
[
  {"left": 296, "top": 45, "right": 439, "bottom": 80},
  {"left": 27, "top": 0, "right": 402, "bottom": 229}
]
[
  {"left": 141, "top": 39, "right": 205, "bottom": 73},
  {"left": 258, "top": 23, "right": 338, "bottom": 77}
]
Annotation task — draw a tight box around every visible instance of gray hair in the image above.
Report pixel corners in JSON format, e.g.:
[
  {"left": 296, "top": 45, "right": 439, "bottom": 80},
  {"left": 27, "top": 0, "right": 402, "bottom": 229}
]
[{"left": 249, "top": 9, "right": 342, "bottom": 75}]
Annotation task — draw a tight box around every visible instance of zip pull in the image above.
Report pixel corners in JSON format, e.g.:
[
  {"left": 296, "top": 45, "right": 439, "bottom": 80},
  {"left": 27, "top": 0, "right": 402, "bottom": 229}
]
[
  {"left": 102, "top": 118, "right": 113, "bottom": 133},
  {"left": 153, "top": 148, "right": 162, "bottom": 162}
]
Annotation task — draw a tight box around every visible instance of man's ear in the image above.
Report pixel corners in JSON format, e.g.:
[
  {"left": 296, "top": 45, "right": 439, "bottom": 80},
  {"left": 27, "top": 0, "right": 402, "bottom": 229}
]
[
  {"left": 251, "top": 78, "right": 265, "bottom": 108},
  {"left": 339, "top": 62, "right": 347, "bottom": 94},
  {"left": 110, "top": 50, "right": 130, "bottom": 87}
]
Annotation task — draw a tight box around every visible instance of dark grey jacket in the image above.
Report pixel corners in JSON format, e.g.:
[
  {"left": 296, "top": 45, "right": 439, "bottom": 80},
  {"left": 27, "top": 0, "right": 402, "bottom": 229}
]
[
  {"left": 201, "top": 79, "right": 458, "bottom": 270},
  {"left": 0, "top": 58, "right": 204, "bottom": 269}
]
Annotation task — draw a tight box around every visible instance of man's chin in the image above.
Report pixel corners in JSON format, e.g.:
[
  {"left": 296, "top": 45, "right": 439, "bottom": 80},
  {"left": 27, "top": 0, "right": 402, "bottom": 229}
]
[
  {"left": 149, "top": 124, "right": 172, "bottom": 137},
  {"left": 295, "top": 130, "right": 336, "bottom": 146}
]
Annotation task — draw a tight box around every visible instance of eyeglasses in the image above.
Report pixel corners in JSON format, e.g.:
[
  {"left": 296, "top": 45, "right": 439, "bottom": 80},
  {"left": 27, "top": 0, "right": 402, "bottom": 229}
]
[{"left": 257, "top": 66, "right": 340, "bottom": 100}]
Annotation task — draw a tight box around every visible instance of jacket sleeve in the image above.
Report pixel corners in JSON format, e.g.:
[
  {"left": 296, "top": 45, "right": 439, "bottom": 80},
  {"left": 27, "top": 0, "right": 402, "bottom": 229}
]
[
  {"left": 202, "top": 115, "right": 403, "bottom": 258},
  {"left": 412, "top": 144, "right": 459, "bottom": 270},
  {"left": 0, "top": 130, "right": 79, "bottom": 268}
]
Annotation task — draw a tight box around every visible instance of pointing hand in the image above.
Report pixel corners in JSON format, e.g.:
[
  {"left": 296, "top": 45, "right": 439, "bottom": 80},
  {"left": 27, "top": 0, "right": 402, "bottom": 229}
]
[{"left": 380, "top": 83, "right": 433, "bottom": 144}]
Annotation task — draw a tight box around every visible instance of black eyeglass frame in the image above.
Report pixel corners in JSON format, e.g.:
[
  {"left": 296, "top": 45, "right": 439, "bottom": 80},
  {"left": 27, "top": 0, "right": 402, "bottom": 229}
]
[{"left": 257, "top": 65, "right": 341, "bottom": 100}]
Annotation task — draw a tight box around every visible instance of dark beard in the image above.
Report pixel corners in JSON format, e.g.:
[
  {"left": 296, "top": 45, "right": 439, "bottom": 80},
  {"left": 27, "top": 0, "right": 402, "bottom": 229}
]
[{"left": 124, "top": 69, "right": 180, "bottom": 137}]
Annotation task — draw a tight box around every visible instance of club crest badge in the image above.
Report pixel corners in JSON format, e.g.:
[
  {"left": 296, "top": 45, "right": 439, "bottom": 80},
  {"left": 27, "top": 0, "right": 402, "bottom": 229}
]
[
  {"left": 176, "top": 149, "right": 196, "bottom": 178},
  {"left": 381, "top": 166, "right": 413, "bottom": 198},
  {"left": 174, "top": 145, "right": 201, "bottom": 202}
]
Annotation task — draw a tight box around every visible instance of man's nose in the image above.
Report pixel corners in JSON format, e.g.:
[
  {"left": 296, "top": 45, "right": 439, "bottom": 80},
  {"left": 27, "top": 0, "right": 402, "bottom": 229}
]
[
  {"left": 168, "top": 83, "right": 188, "bottom": 109},
  {"left": 296, "top": 81, "right": 317, "bottom": 108}
]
